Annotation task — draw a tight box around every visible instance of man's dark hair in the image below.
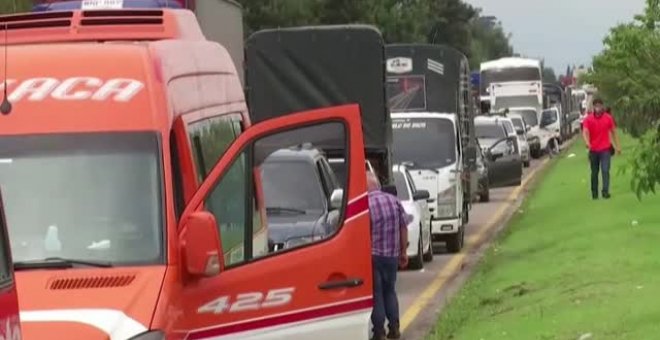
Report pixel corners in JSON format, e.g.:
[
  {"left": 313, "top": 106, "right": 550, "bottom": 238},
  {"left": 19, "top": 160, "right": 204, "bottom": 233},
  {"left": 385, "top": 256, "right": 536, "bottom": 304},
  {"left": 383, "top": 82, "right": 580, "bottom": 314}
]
[{"left": 593, "top": 98, "right": 604, "bottom": 105}]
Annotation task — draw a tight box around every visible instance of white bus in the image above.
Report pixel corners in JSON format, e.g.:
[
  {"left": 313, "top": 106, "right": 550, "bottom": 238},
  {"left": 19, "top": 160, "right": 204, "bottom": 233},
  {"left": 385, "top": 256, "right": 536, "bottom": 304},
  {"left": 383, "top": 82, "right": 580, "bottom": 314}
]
[{"left": 480, "top": 57, "right": 543, "bottom": 109}]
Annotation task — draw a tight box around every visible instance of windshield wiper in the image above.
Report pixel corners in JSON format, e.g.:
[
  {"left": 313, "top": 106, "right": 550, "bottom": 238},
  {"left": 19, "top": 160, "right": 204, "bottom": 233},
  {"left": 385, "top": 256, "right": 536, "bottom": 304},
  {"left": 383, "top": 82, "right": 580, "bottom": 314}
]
[
  {"left": 266, "top": 207, "right": 307, "bottom": 215},
  {"left": 14, "top": 257, "right": 113, "bottom": 270}
]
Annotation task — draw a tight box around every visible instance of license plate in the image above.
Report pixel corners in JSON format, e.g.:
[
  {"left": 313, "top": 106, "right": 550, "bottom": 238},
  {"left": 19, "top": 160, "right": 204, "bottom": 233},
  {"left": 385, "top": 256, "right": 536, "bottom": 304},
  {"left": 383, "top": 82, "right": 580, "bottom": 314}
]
[{"left": 81, "top": 0, "right": 124, "bottom": 10}]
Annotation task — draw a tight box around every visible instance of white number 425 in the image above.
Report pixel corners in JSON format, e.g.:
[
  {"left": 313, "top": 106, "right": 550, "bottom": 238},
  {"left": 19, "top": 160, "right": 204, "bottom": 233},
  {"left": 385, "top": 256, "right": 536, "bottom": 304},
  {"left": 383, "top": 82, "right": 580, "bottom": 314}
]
[{"left": 197, "top": 287, "right": 295, "bottom": 314}]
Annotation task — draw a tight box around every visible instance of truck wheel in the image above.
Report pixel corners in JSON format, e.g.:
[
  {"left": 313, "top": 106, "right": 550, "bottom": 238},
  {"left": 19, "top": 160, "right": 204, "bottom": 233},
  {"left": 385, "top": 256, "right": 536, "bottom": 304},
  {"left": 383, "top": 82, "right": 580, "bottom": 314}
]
[
  {"left": 445, "top": 226, "right": 464, "bottom": 253},
  {"left": 408, "top": 230, "right": 424, "bottom": 270},
  {"left": 423, "top": 225, "right": 434, "bottom": 262},
  {"left": 523, "top": 160, "right": 530, "bottom": 167},
  {"left": 479, "top": 183, "right": 490, "bottom": 202}
]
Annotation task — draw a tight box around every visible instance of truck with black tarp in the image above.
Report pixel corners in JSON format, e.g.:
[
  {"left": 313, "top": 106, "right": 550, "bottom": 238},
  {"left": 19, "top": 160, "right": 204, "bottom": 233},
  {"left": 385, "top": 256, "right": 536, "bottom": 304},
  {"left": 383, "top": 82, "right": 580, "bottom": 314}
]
[
  {"left": 245, "top": 25, "right": 393, "bottom": 184},
  {"left": 385, "top": 43, "right": 477, "bottom": 253}
]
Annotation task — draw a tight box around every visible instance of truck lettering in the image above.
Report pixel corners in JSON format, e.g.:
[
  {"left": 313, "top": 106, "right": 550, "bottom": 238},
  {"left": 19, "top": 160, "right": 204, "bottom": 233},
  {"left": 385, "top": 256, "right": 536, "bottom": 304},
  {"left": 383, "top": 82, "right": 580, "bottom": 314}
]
[
  {"left": 0, "top": 77, "right": 144, "bottom": 103},
  {"left": 197, "top": 287, "right": 295, "bottom": 315}
]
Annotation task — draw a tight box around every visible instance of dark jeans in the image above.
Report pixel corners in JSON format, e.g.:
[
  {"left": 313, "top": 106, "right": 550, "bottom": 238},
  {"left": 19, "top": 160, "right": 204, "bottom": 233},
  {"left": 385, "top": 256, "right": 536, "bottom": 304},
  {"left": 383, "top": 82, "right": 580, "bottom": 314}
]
[
  {"left": 589, "top": 150, "right": 612, "bottom": 196},
  {"left": 371, "top": 255, "right": 399, "bottom": 336}
]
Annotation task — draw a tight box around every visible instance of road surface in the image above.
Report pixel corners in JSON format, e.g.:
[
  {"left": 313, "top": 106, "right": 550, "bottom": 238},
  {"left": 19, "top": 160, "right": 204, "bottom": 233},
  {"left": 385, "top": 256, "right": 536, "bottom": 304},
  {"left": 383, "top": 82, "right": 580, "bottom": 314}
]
[{"left": 397, "top": 158, "right": 549, "bottom": 340}]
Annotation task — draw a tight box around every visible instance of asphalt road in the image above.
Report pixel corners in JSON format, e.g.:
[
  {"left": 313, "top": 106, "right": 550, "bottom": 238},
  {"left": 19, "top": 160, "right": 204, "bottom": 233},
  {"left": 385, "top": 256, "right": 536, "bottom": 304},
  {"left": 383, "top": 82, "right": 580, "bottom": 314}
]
[{"left": 396, "top": 158, "right": 549, "bottom": 340}]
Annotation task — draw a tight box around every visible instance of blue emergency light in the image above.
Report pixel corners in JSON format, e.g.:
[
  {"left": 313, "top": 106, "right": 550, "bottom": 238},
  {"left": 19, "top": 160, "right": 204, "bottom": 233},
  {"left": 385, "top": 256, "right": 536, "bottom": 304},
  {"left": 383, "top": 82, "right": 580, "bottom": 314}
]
[{"left": 32, "top": 0, "right": 184, "bottom": 12}]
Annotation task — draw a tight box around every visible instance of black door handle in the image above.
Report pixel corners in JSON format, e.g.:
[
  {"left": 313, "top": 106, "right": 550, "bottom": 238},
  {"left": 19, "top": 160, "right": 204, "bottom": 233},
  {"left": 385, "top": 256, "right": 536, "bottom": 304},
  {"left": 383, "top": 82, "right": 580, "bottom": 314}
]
[{"left": 318, "top": 278, "right": 364, "bottom": 290}]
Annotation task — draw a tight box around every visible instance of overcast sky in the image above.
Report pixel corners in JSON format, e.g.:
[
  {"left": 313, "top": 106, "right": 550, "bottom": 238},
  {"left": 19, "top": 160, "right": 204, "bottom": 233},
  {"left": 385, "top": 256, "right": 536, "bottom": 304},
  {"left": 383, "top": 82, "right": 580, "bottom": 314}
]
[{"left": 465, "top": 0, "right": 646, "bottom": 73}]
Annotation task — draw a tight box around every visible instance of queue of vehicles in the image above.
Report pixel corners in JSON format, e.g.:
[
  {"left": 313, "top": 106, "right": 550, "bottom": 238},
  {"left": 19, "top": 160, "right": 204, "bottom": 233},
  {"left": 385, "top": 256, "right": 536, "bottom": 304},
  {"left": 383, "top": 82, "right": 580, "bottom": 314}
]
[{"left": 0, "top": 0, "right": 547, "bottom": 339}]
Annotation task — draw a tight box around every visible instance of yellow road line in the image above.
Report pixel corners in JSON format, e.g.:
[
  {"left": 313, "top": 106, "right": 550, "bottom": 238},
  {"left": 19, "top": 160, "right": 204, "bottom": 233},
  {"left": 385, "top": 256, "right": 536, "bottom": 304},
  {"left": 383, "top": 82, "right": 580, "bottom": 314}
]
[{"left": 400, "top": 159, "right": 550, "bottom": 331}]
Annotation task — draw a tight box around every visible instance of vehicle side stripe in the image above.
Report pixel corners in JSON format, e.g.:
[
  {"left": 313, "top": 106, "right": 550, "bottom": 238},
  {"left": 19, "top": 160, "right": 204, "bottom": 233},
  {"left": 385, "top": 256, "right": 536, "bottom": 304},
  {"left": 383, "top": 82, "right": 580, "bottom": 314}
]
[
  {"left": 345, "top": 193, "right": 368, "bottom": 220},
  {"left": 186, "top": 297, "right": 372, "bottom": 339}
]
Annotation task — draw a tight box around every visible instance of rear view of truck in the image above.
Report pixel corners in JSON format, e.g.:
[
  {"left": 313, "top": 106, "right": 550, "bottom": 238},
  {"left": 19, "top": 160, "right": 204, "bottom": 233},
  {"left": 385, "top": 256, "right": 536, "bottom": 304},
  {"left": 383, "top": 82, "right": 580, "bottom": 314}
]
[{"left": 245, "top": 25, "right": 393, "bottom": 184}]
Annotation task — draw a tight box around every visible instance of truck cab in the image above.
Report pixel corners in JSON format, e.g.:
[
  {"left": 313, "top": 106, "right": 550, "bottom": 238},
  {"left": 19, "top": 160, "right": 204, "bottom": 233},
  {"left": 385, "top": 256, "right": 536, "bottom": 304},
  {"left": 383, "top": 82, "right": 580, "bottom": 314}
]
[
  {"left": 0, "top": 193, "right": 21, "bottom": 340},
  {"left": 2, "top": 8, "right": 372, "bottom": 339},
  {"left": 391, "top": 113, "right": 467, "bottom": 253}
]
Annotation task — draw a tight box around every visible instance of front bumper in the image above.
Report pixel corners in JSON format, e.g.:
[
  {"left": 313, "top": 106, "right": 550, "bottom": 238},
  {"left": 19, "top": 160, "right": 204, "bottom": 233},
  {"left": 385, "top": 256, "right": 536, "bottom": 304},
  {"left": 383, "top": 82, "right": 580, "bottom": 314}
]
[{"left": 431, "top": 217, "right": 460, "bottom": 236}]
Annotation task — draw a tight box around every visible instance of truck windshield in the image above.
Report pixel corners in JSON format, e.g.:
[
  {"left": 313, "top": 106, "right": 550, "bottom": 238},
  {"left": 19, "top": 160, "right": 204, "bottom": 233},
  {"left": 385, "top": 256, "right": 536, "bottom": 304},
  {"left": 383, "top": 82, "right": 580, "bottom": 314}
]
[
  {"left": 261, "top": 160, "right": 325, "bottom": 214},
  {"left": 393, "top": 171, "right": 410, "bottom": 201},
  {"left": 480, "top": 67, "right": 540, "bottom": 95},
  {"left": 392, "top": 118, "right": 457, "bottom": 169},
  {"left": 541, "top": 109, "right": 558, "bottom": 125},
  {"left": 510, "top": 109, "right": 539, "bottom": 127},
  {"left": 476, "top": 123, "right": 506, "bottom": 139},
  {"left": 1, "top": 132, "right": 164, "bottom": 265}
]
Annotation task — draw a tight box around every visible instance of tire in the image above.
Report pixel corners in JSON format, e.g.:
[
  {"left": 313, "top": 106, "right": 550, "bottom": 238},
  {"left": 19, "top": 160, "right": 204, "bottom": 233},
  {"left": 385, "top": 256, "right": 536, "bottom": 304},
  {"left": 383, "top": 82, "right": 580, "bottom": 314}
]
[
  {"left": 523, "top": 160, "right": 530, "bottom": 168},
  {"left": 445, "top": 226, "right": 465, "bottom": 253},
  {"left": 479, "top": 184, "right": 490, "bottom": 202},
  {"left": 408, "top": 230, "right": 424, "bottom": 270},
  {"left": 423, "top": 225, "right": 434, "bottom": 262}
]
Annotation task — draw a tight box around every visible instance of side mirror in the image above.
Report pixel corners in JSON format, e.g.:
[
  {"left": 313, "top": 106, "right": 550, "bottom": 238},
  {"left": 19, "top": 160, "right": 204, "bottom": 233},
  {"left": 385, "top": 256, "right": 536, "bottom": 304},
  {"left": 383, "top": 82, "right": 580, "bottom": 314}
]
[
  {"left": 413, "top": 190, "right": 430, "bottom": 201},
  {"left": 515, "top": 128, "right": 524, "bottom": 135},
  {"left": 381, "top": 184, "right": 398, "bottom": 196},
  {"left": 329, "top": 188, "right": 344, "bottom": 210},
  {"left": 180, "top": 211, "right": 223, "bottom": 278}
]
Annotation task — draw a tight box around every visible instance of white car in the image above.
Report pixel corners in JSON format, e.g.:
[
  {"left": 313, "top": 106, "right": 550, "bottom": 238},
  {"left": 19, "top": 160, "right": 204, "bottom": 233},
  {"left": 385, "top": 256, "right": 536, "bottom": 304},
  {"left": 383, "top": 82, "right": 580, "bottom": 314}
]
[
  {"left": 508, "top": 115, "right": 531, "bottom": 167},
  {"left": 392, "top": 164, "right": 433, "bottom": 270}
]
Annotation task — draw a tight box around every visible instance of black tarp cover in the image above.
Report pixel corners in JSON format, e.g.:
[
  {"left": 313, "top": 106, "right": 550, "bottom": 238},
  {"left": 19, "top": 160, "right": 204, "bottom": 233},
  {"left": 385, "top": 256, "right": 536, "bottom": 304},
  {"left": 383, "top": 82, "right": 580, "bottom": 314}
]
[
  {"left": 245, "top": 25, "right": 391, "bottom": 152},
  {"left": 386, "top": 44, "right": 466, "bottom": 115}
]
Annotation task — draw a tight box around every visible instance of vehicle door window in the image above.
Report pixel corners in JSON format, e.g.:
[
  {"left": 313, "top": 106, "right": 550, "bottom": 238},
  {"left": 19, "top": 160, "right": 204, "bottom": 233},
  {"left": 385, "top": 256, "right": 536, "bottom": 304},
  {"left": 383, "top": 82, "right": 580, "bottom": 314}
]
[
  {"left": 393, "top": 171, "right": 410, "bottom": 201},
  {"left": 203, "top": 122, "right": 347, "bottom": 268},
  {"left": 187, "top": 113, "right": 243, "bottom": 182},
  {"left": 405, "top": 170, "right": 418, "bottom": 194},
  {"left": 316, "top": 160, "right": 333, "bottom": 200},
  {"left": 0, "top": 229, "right": 10, "bottom": 287}
]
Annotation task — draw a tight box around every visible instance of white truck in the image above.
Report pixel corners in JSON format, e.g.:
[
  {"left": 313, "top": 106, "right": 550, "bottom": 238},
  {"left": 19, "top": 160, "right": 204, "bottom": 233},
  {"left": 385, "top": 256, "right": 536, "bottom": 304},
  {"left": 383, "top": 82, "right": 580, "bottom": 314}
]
[{"left": 489, "top": 81, "right": 546, "bottom": 158}]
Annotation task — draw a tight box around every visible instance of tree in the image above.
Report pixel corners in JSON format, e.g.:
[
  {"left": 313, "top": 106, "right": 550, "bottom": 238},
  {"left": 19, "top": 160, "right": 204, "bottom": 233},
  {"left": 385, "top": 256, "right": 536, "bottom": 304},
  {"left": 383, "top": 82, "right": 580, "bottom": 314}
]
[
  {"left": 584, "top": 0, "right": 660, "bottom": 198},
  {"left": 468, "top": 14, "right": 513, "bottom": 68},
  {"left": 0, "top": 0, "right": 31, "bottom": 14}
]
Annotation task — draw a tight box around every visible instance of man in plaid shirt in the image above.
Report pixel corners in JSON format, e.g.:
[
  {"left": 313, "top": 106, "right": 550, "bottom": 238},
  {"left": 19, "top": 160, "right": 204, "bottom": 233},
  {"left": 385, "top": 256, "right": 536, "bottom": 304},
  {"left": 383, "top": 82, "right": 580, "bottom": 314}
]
[{"left": 367, "top": 172, "right": 409, "bottom": 340}]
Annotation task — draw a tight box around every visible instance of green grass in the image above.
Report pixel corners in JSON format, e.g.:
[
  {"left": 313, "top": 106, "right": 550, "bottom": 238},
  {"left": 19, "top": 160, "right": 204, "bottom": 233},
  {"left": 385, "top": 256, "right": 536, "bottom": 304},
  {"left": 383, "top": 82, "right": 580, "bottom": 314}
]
[{"left": 428, "top": 135, "right": 660, "bottom": 340}]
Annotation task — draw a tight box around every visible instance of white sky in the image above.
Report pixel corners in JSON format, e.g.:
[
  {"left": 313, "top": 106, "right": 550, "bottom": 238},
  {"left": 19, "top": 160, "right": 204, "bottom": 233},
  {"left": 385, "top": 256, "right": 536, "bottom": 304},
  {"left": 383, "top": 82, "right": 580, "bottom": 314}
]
[{"left": 465, "top": 0, "right": 646, "bottom": 73}]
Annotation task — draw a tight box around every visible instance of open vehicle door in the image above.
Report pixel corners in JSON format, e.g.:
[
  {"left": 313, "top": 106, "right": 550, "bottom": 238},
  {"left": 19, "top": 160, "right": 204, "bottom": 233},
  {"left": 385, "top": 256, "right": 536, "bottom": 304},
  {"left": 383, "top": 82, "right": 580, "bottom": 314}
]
[
  {"left": 487, "top": 136, "right": 522, "bottom": 188},
  {"left": 174, "top": 104, "right": 372, "bottom": 339},
  {"left": 0, "top": 190, "right": 21, "bottom": 339}
]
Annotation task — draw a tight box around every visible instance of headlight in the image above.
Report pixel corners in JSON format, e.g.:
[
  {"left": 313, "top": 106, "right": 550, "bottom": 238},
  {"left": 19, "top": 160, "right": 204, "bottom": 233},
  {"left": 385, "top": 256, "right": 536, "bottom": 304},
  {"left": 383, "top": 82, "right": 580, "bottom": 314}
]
[
  {"left": 128, "top": 331, "right": 165, "bottom": 340},
  {"left": 436, "top": 186, "right": 457, "bottom": 218}
]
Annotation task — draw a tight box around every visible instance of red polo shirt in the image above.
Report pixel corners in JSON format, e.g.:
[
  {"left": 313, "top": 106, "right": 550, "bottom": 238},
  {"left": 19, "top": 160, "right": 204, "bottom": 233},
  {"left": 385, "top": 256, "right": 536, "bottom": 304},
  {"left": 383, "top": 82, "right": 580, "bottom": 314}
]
[{"left": 583, "top": 112, "right": 615, "bottom": 152}]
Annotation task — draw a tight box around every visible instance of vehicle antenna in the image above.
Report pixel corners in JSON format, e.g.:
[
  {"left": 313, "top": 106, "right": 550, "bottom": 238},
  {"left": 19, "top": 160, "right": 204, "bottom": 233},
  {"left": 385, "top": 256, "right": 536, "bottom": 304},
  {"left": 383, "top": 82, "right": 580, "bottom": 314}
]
[{"left": 0, "top": 23, "right": 12, "bottom": 116}]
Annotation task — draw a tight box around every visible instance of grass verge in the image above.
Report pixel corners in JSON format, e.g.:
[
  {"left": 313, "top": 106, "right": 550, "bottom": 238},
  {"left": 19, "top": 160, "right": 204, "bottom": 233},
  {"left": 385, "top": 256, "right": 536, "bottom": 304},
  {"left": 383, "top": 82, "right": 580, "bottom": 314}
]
[{"left": 428, "top": 135, "right": 660, "bottom": 340}]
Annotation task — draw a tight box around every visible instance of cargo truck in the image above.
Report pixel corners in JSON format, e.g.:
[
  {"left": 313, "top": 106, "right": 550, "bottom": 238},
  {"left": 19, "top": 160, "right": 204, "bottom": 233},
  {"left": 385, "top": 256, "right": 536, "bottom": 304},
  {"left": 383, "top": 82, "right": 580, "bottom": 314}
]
[
  {"left": 245, "top": 25, "right": 394, "bottom": 185},
  {"left": 385, "top": 44, "right": 478, "bottom": 253}
]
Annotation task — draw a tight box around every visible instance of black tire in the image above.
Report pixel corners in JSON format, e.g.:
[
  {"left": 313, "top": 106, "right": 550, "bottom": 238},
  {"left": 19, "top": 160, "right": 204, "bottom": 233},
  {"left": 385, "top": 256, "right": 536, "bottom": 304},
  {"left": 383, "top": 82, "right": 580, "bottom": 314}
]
[
  {"left": 479, "top": 185, "right": 490, "bottom": 202},
  {"left": 445, "top": 226, "right": 465, "bottom": 253},
  {"left": 408, "top": 230, "right": 424, "bottom": 270},
  {"left": 523, "top": 160, "right": 530, "bottom": 168},
  {"left": 423, "top": 225, "right": 434, "bottom": 262}
]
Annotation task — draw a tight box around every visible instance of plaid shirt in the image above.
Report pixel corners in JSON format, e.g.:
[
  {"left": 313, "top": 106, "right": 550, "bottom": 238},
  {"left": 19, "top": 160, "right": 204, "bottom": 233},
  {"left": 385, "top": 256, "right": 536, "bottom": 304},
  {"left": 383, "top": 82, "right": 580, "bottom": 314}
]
[{"left": 369, "top": 190, "right": 409, "bottom": 257}]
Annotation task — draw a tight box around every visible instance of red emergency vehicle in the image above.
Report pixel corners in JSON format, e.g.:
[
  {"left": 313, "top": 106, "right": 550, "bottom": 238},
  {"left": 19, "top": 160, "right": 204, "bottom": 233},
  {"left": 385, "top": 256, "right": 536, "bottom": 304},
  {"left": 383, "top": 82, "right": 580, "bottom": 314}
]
[{"left": 1, "top": 5, "right": 372, "bottom": 340}]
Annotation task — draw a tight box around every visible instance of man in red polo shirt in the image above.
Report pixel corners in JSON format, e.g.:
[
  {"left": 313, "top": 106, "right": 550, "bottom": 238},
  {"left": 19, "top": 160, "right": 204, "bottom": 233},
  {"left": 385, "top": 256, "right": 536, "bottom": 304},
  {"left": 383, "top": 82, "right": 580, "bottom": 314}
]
[{"left": 582, "top": 99, "right": 621, "bottom": 199}]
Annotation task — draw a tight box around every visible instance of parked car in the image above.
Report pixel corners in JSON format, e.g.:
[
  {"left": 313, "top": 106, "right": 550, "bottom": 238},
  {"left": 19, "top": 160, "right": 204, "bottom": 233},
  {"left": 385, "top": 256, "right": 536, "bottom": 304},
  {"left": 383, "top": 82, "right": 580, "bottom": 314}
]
[
  {"left": 392, "top": 164, "right": 433, "bottom": 270},
  {"left": 508, "top": 115, "right": 532, "bottom": 167},
  {"left": 475, "top": 115, "right": 523, "bottom": 188},
  {"left": 261, "top": 147, "right": 344, "bottom": 251}
]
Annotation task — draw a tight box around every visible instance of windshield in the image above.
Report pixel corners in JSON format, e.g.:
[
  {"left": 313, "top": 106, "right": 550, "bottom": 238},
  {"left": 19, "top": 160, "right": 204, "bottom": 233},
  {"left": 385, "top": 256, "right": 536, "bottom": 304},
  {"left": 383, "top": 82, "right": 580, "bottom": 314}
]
[
  {"left": 393, "top": 171, "right": 410, "bottom": 201},
  {"left": 476, "top": 122, "right": 507, "bottom": 139},
  {"left": 510, "top": 109, "right": 539, "bottom": 127},
  {"left": 392, "top": 118, "right": 457, "bottom": 168},
  {"left": 511, "top": 118, "right": 524, "bottom": 132},
  {"left": 541, "top": 109, "right": 558, "bottom": 126},
  {"left": 1, "top": 133, "right": 163, "bottom": 265},
  {"left": 261, "top": 160, "right": 325, "bottom": 213},
  {"left": 502, "top": 120, "right": 515, "bottom": 135},
  {"left": 480, "top": 67, "right": 541, "bottom": 95},
  {"left": 387, "top": 76, "right": 427, "bottom": 111}
]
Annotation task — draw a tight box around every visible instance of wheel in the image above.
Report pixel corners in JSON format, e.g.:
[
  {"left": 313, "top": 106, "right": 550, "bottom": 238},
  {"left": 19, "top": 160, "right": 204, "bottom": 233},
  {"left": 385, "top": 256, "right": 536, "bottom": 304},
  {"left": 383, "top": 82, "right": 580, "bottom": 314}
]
[
  {"left": 479, "top": 184, "right": 490, "bottom": 202},
  {"left": 408, "top": 229, "right": 424, "bottom": 270},
  {"left": 423, "top": 225, "right": 434, "bottom": 262},
  {"left": 445, "top": 226, "right": 465, "bottom": 253},
  {"left": 523, "top": 160, "right": 530, "bottom": 167}
]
